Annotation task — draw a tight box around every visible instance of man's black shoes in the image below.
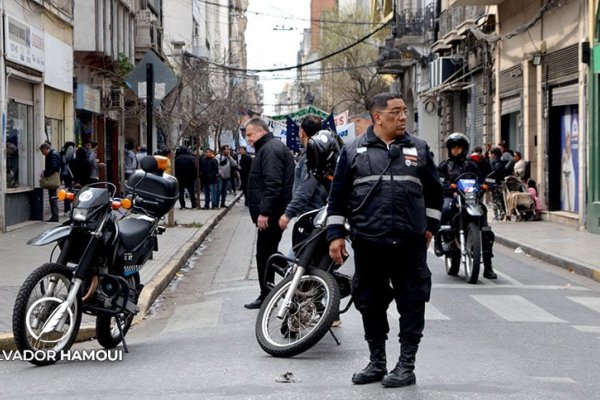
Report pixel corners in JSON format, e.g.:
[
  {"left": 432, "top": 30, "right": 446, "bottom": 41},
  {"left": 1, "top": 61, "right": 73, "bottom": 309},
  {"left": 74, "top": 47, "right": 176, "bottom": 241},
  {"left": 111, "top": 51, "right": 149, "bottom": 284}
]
[
  {"left": 244, "top": 297, "right": 263, "bottom": 310},
  {"left": 45, "top": 217, "right": 59, "bottom": 222}
]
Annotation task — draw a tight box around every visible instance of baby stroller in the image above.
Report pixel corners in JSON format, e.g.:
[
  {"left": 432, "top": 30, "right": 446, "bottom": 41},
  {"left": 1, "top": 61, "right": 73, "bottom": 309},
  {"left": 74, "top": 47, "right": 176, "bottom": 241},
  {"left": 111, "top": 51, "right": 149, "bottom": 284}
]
[{"left": 500, "top": 176, "right": 536, "bottom": 221}]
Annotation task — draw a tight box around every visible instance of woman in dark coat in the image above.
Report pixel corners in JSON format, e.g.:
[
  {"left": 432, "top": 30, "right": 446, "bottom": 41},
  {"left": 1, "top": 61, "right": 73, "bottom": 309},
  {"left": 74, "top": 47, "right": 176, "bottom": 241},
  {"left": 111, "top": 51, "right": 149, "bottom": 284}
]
[{"left": 68, "top": 147, "right": 92, "bottom": 188}]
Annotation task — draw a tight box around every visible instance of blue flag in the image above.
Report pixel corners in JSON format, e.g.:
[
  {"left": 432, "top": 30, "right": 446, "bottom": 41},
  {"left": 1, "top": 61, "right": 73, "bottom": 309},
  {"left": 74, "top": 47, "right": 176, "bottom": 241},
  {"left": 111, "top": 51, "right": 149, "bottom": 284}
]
[
  {"left": 286, "top": 117, "right": 300, "bottom": 152},
  {"left": 322, "top": 113, "right": 337, "bottom": 134}
]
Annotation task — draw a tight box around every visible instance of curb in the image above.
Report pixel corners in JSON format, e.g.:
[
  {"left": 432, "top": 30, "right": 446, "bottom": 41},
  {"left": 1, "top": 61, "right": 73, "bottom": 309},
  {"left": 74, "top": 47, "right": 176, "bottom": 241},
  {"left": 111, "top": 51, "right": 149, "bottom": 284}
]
[
  {"left": 495, "top": 234, "right": 600, "bottom": 283},
  {"left": 0, "top": 195, "right": 241, "bottom": 351}
]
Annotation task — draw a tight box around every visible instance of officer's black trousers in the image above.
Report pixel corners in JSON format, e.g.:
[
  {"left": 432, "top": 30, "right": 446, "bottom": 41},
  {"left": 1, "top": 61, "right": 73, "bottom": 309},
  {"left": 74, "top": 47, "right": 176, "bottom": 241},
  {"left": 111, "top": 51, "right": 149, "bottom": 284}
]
[{"left": 352, "top": 236, "right": 432, "bottom": 344}]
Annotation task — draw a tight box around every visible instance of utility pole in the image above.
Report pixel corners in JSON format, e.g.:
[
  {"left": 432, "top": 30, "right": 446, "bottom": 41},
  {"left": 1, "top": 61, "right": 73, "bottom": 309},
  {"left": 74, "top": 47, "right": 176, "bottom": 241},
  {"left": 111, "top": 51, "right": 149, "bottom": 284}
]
[{"left": 146, "top": 63, "right": 154, "bottom": 155}]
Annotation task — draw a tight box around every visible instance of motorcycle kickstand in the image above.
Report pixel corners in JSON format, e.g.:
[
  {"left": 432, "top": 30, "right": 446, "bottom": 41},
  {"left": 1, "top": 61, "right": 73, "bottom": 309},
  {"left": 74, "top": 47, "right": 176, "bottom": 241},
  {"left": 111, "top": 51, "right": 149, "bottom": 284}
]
[
  {"left": 115, "top": 315, "right": 129, "bottom": 354},
  {"left": 328, "top": 328, "right": 341, "bottom": 346}
]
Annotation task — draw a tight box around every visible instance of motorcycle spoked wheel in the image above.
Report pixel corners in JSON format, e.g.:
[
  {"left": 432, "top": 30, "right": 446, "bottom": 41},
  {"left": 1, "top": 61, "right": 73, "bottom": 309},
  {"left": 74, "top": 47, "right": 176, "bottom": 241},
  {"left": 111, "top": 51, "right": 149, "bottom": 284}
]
[
  {"left": 12, "top": 263, "right": 82, "bottom": 366},
  {"left": 255, "top": 268, "right": 340, "bottom": 358},
  {"left": 96, "top": 273, "right": 140, "bottom": 349},
  {"left": 464, "top": 222, "right": 482, "bottom": 284}
]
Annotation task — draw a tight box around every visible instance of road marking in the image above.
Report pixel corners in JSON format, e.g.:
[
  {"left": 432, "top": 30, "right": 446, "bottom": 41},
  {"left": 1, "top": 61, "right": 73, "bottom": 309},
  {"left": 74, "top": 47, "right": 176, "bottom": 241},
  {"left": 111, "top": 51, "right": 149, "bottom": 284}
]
[
  {"left": 425, "top": 303, "right": 451, "bottom": 320},
  {"left": 433, "top": 283, "right": 588, "bottom": 291},
  {"left": 567, "top": 296, "right": 600, "bottom": 313},
  {"left": 471, "top": 295, "right": 566, "bottom": 322},
  {"left": 493, "top": 270, "right": 524, "bottom": 286},
  {"left": 572, "top": 326, "right": 600, "bottom": 333},
  {"left": 529, "top": 376, "right": 576, "bottom": 384},
  {"left": 388, "top": 303, "right": 450, "bottom": 321}
]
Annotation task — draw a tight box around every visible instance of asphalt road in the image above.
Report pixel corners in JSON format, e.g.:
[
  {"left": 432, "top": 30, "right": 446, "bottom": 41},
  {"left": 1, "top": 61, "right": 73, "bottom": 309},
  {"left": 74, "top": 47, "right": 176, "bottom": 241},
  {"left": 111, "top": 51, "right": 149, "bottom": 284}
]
[{"left": 1, "top": 202, "right": 600, "bottom": 399}]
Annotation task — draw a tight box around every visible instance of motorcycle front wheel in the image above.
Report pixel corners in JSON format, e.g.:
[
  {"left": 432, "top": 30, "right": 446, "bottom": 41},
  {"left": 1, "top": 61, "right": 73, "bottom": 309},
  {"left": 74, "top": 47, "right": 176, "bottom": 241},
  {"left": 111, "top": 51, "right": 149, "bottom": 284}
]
[
  {"left": 464, "top": 222, "right": 482, "bottom": 284},
  {"left": 12, "top": 263, "right": 82, "bottom": 366},
  {"left": 255, "top": 268, "right": 340, "bottom": 358},
  {"left": 96, "top": 273, "right": 140, "bottom": 349}
]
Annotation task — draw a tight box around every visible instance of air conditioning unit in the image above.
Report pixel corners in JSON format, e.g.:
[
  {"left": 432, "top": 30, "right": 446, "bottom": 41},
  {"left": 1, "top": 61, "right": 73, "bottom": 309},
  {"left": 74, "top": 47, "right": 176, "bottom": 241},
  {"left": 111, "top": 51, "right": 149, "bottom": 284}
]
[{"left": 430, "top": 57, "right": 460, "bottom": 88}]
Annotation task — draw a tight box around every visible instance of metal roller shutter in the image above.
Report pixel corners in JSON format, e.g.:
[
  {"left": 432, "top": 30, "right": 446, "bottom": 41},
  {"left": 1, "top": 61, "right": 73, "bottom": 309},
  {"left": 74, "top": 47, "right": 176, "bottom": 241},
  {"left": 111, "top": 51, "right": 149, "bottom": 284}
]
[
  {"left": 551, "top": 83, "right": 578, "bottom": 107},
  {"left": 501, "top": 95, "right": 521, "bottom": 115}
]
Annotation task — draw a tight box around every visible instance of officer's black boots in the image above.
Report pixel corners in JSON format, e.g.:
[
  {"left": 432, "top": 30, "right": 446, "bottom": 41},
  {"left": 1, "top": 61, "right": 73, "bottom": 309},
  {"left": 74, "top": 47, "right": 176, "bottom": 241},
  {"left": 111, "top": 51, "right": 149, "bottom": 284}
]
[
  {"left": 352, "top": 341, "right": 387, "bottom": 384},
  {"left": 483, "top": 258, "right": 498, "bottom": 279},
  {"left": 382, "top": 343, "right": 418, "bottom": 388}
]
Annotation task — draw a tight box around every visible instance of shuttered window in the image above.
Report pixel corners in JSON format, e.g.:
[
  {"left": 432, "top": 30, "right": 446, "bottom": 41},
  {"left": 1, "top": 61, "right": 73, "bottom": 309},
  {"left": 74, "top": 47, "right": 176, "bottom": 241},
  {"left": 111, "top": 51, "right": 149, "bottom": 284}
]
[
  {"left": 551, "top": 83, "right": 579, "bottom": 107},
  {"left": 501, "top": 95, "right": 521, "bottom": 115}
]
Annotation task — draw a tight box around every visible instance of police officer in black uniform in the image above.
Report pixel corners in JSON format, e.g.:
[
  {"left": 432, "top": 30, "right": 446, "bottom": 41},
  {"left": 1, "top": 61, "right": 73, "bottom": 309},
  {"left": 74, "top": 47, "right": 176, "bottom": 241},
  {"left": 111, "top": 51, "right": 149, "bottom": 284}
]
[
  {"left": 435, "top": 133, "right": 498, "bottom": 279},
  {"left": 327, "top": 93, "right": 443, "bottom": 388}
]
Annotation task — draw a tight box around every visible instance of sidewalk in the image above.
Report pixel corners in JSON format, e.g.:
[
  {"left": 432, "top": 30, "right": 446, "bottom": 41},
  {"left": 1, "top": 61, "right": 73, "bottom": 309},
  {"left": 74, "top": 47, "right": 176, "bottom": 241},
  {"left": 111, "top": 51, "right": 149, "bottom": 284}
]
[
  {"left": 0, "top": 192, "right": 243, "bottom": 350},
  {"left": 491, "top": 219, "right": 600, "bottom": 282}
]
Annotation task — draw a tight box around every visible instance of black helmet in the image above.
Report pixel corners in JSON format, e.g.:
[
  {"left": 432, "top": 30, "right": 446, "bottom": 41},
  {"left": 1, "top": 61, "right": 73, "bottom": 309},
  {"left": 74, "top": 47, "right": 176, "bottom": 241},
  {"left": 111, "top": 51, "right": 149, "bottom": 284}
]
[
  {"left": 306, "top": 130, "right": 342, "bottom": 189},
  {"left": 446, "top": 132, "right": 470, "bottom": 158}
]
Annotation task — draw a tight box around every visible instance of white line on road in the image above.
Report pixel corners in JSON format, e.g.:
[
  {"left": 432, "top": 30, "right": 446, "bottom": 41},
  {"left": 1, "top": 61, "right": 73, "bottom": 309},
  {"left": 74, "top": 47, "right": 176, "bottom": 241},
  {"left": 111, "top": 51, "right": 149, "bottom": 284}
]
[
  {"left": 433, "top": 283, "right": 588, "bottom": 291},
  {"left": 388, "top": 303, "right": 450, "bottom": 321},
  {"left": 471, "top": 295, "right": 566, "bottom": 322},
  {"left": 493, "top": 270, "right": 524, "bottom": 286},
  {"left": 529, "top": 376, "right": 576, "bottom": 384},
  {"left": 567, "top": 296, "right": 600, "bottom": 313},
  {"left": 572, "top": 326, "right": 600, "bottom": 333}
]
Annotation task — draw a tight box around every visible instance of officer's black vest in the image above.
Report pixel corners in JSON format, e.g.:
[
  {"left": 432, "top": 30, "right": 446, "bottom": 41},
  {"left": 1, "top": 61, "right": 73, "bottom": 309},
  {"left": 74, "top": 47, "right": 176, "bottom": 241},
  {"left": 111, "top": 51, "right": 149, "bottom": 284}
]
[{"left": 345, "top": 132, "right": 429, "bottom": 244}]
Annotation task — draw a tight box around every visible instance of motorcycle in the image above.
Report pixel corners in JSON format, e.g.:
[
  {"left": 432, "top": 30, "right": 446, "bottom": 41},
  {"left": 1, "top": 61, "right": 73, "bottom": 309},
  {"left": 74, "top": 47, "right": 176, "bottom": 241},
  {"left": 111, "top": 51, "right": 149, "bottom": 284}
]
[
  {"left": 436, "top": 172, "right": 495, "bottom": 284},
  {"left": 255, "top": 206, "right": 353, "bottom": 358},
  {"left": 12, "top": 155, "right": 178, "bottom": 365}
]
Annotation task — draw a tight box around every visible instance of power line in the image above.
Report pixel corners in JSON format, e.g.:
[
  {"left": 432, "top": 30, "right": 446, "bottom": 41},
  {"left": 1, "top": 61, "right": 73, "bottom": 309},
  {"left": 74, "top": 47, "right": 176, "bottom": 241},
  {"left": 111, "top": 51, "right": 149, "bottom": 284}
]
[
  {"left": 196, "top": 19, "right": 391, "bottom": 73},
  {"left": 196, "top": 0, "right": 378, "bottom": 25}
]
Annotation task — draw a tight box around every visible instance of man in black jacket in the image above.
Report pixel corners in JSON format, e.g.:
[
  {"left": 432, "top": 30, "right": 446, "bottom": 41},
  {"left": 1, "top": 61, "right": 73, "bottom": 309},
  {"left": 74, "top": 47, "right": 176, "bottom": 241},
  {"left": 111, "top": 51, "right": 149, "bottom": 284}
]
[
  {"left": 39, "top": 142, "right": 61, "bottom": 222},
  {"left": 244, "top": 117, "right": 295, "bottom": 309},
  {"left": 174, "top": 147, "right": 198, "bottom": 209},
  {"left": 200, "top": 149, "right": 219, "bottom": 209},
  {"left": 327, "top": 93, "right": 443, "bottom": 388}
]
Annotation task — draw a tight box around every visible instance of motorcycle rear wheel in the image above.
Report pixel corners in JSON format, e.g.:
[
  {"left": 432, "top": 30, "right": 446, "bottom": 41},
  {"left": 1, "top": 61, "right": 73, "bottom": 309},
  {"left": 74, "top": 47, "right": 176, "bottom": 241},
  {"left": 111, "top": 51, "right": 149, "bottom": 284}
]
[
  {"left": 256, "top": 268, "right": 340, "bottom": 358},
  {"left": 464, "top": 222, "right": 482, "bottom": 284},
  {"left": 96, "top": 273, "right": 140, "bottom": 349},
  {"left": 12, "top": 263, "right": 82, "bottom": 366}
]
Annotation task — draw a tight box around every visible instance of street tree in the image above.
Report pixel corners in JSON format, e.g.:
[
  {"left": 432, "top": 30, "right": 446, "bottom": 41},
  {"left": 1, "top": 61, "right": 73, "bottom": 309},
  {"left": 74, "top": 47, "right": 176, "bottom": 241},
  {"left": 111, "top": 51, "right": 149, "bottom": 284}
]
[{"left": 314, "top": 9, "right": 390, "bottom": 115}]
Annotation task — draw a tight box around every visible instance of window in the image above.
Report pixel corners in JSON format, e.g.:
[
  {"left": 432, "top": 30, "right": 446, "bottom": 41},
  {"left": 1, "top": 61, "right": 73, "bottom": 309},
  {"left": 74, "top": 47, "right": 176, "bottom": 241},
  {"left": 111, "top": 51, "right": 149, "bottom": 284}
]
[
  {"left": 45, "top": 117, "right": 65, "bottom": 152},
  {"left": 6, "top": 101, "right": 33, "bottom": 189}
]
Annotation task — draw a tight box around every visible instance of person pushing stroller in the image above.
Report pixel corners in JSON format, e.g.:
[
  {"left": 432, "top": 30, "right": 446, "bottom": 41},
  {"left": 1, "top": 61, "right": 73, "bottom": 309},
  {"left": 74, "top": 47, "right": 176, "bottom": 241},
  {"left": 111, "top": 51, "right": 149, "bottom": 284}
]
[{"left": 435, "top": 133, "right": 497, "bottom": 279}]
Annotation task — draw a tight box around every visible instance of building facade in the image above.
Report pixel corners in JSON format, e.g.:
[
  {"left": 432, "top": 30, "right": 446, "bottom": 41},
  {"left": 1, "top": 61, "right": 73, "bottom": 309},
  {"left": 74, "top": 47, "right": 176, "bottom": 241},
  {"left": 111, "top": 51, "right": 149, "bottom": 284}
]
[
  {"left": 73, "top": 0, "right": 136, "bottom": 189},
  {"left": 0, "top": 0, "right": 75, "bottom": 231}
]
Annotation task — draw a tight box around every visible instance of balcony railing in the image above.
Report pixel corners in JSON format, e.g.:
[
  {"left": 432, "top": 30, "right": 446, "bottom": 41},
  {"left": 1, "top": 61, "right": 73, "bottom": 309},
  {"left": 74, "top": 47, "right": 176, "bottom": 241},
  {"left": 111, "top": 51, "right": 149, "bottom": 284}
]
[{"left": 438, "top": 5, "right": 486, "bottom": 37}]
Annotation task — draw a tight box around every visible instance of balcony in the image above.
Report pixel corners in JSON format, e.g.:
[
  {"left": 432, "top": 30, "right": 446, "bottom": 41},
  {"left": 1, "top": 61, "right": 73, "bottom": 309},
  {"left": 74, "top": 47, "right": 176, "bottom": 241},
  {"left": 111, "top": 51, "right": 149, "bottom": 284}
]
[
  {"left": 376, "top": 46, "right": 414, "bottom": 74},
  {"left": 451, "top": 0, "right": 504, "bottom": 5},
  {"left": 439, "top": 5, "right": 486, "bottom": 38}
]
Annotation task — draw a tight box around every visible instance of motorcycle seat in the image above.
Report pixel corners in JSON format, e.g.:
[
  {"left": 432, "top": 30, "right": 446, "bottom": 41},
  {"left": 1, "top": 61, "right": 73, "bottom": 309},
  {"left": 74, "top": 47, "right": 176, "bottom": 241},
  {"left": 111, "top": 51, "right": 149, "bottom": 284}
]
[{"left": 118, "top": 215, "right": 154, "bottom": 250}]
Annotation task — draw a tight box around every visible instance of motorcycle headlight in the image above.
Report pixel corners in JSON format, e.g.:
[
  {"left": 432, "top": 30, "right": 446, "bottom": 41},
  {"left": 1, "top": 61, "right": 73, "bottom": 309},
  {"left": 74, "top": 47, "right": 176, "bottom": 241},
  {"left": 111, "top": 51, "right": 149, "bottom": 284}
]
[
  {"left": 465, "top": 192, "right": 478, "bottom": 205},
  {"left": 72, "top": 208, "right": 89, "bottom": 221}
]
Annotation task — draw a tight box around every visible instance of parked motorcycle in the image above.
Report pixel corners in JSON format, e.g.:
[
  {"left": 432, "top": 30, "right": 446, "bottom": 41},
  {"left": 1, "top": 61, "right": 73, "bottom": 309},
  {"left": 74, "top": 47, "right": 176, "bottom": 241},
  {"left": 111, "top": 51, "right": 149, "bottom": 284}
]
[
  {"left": 436, "top": 172, "right": 495, "bottom": 284},
  {"left": 255, "top": 206, "right": 353, "bottom": 358},
  {"left": 12, "top": 155, "right": 178, "bottom": 365}
]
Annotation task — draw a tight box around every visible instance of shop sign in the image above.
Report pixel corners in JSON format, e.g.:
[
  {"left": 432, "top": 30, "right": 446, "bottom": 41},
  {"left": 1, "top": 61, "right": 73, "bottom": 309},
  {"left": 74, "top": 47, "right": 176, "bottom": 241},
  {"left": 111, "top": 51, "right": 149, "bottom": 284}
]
[
  {"left": 75, "top": 84, "right": 101, "bottom": 114},
  {"left": 4, "top": 15, "right": 45, "bottom": 72}
]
